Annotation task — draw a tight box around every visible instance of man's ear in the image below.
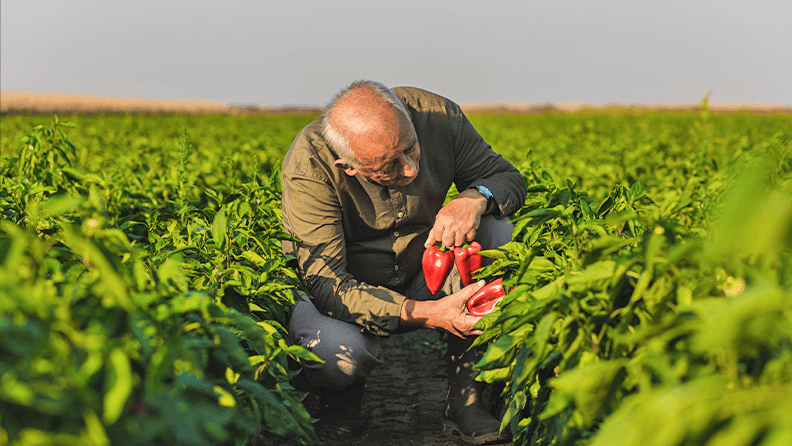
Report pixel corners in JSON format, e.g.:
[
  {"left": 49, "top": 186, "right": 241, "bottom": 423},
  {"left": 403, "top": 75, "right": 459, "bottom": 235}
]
[{"left": 333, "top": 159, "right": 358, "bottom": 176}]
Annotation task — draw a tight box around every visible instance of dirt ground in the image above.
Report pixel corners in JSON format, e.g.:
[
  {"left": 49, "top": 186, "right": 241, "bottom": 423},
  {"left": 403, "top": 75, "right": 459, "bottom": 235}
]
[{"left": 257, "top": 329, "right": 506, "bottom": 446}]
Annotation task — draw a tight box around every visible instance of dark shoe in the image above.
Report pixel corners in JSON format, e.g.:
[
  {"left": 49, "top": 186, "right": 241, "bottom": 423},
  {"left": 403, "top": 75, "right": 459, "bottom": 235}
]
[
  {"left": 442, "top": 403, "right": 510, "bottom": 445},
  {"left": 314, "top": 380, "right": 366, "bottom": 436},
  {"left": 443, "top": 336, "right": 511, "bottom": 445}
]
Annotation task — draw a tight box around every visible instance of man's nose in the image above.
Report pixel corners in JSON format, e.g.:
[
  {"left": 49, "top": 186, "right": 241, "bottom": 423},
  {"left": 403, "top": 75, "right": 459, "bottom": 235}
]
[{"left": 401, "top": 156, "right": 417, "bottom": 178}]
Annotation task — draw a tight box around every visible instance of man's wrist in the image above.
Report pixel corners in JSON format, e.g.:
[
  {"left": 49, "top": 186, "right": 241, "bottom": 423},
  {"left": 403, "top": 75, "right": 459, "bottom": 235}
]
[
  {"left": 467, "top": 185, "right": 494, "bottom": 213},
  {"left": 400, "top": 298, "right": 435, "bottom": 330},
  {"left": 454, "top": 188, "right": 489, "bottom": 215}
]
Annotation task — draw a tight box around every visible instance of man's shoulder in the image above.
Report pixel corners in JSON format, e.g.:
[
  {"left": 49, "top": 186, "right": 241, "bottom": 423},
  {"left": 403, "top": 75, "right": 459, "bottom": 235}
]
[
  {"left": 282, "top": 117, "right": 334, "bottom": 178},
  {"left": 391, "top": 86, "right": 461, "bottom": 114}
]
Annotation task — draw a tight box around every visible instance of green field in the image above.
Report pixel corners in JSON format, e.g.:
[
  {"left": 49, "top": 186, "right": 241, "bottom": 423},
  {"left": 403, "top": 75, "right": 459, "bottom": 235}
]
[{"left": 1, "top": 109, "right": 791, "bottom": 446}]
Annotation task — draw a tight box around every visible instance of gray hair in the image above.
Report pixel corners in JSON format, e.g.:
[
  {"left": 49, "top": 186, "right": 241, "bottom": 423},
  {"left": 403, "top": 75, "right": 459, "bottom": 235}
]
[{"left": 321, "top": 80, "right": 410, "bottom": 168}]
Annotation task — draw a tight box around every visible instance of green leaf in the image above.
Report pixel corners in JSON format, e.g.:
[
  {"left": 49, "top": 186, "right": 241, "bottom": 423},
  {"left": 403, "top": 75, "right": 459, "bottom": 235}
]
[
  {"left": 477, "top": 335, "right": 517, "bottom": 371},
  {"left": 282, "top": 344, "right": 324, "bottom": 363},
  {"left": 477, "top": 248, "right": 509, "bottom": 260},
  {"left": 567, "top": 260, "right": 616, "bottom": 285},
  {"left": 256, "top": 283, "right": 294, "bottom": 293},
  {"left": 236, "top": 379, "right": 312, "bottom": 441},
  {"left": 532, "top": 277, "right": 565, "bottom": 300},
  {"left": 158, "top": 254, "right": 188, "bottom": 292},
  {"left": 103, "top": 348, "right": 133, "bottom": 425},
  {"left": 39, "top": 194, "right": 82, "bottom": 218},
  {"left": 500, "top": 389, "right": 527, "bottom": 434},
  {"left": 629, "top": 179, "right": 645, "bottom": 202},
  {"left": 240, "top": 250, "right": 267, "bottom": 266},
  {"left": 212, "top": 207, "right": 227, "bottom": 249},
  {"left": 541, "top": 391, "right": 571, "bottom": 419},
  {"left": 706, "top": 165, "right": 792, "bottom": 261},
  {"left": 528, "top": 257, "right": 556, "bottom": 271},
  {"left": 548, "top": 359, "right": 627, "bottom": 428}
]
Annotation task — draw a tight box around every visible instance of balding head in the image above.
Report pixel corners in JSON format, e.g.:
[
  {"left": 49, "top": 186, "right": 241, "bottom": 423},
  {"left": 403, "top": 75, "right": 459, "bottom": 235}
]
[
  {"left": 322, "top": 80, "right": 421, "bottom": 187},
  {"left": 321, "top": 80, "right": 411, "bottom": 168}
]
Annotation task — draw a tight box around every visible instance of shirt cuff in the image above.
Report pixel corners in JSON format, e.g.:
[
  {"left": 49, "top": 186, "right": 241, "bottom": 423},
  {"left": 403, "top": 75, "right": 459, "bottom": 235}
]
[
  {"left": 361, "top": 293, "right": 407, "bottom": 335},
  {"left": 470, "top": 178, "right": 516, "bottom": 217}
]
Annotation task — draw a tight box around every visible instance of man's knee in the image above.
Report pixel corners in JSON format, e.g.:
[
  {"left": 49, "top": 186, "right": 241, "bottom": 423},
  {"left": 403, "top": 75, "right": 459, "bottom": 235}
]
[
  {"left": 477, "top": 215, "right": 513, "bottom": 264},
  {"left": 289, "top": 298, "right": 383, "bottom": 391}
]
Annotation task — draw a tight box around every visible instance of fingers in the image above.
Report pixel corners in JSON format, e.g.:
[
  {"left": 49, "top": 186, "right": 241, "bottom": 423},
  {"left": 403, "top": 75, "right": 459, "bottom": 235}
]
[
  {"left": 435, "top": 281, "right": 486, "bottom": 337},
  {"left": 459, "top": 313, "right": 484, "bottom": 337},
  {"left": 456, "top": 280, "right": 486, "bottom": 300},
  {"left": 424, "top": 224, "right": 445, "bottom": 248},
  {"left": 424, "top": 227, "right": 437, "bottom": 248},
  {"left": 424, "top": 222, "right": 478, "bottom": 248},
  {"left": 466, "top": 326, "right": 483, "bottom": 337},
  {"left": 423, "top": 223, "right": 463, "bottom": 248},
  {"left": 438, "top": 231, "right": 462, "bottom": 249},
  {"left": 448, "top": 314, "right": 483, "bottom": 338},
  {"left": 453, "top": 231, "right": 467, "bottom": 248},
  {"left": 426, "top": 199, "right": 482, "bottom": 248},
  {"left": 424, "top": 221, "right": 457, "bottom": 248}
]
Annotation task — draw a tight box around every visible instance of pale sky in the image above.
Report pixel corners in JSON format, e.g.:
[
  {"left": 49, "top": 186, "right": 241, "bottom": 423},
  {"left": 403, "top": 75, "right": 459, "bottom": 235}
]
[{"left": 2, "top": 0, "right": 790, "bottom": 107}]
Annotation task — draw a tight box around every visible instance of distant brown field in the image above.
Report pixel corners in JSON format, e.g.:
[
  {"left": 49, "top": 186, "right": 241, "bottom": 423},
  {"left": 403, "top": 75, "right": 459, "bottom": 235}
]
[
  {"left": 0, "top": 91, "right": 320, "bottom": 115},
  {"left": 2, "top": 90, "right": 790, "bottom": 115},
  {"left": 461, "top": 102, "right": 792, "bottom": 114}
]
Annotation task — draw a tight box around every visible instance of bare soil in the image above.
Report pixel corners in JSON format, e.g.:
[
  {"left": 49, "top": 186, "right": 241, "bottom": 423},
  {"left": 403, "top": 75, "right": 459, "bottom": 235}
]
[{"left": 257, "top": 329, "right": 499, "bottom": 446}]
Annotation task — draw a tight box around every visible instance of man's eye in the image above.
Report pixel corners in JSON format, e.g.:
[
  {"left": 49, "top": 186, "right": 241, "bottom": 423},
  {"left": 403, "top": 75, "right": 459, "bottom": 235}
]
[
  {"left": 404, "top": 145, "right": 415, "bottom": 154},
  {"left": 374, "top": 163, "right": 396, "bottom": 176}
]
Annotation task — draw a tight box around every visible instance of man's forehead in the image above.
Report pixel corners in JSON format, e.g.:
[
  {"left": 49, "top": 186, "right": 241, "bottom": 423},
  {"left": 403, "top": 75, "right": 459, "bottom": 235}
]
[
  {"left": 359, "top": 125, "right": 415, "bottom": 159},
  {"left": 357, "top": 153, "right": 393, "bottom": 168},
  {"left": 332, "top": 89, "right": 396, "bottom": 130}
]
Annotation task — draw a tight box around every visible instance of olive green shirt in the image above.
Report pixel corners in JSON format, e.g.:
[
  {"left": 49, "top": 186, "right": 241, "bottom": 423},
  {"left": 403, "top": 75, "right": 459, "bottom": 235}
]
[{"left": 281, "top": 87, "right": 526, "bottom": 336}]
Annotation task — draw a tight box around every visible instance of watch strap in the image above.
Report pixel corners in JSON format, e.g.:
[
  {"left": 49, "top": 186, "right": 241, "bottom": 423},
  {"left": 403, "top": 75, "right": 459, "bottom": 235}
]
[{"left": 472, "top": 185, "right": 494, "bottom": 207}]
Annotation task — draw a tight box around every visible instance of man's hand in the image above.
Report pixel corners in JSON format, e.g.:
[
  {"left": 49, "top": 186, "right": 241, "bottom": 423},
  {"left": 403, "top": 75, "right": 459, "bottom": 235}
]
[
  {"left": 399, "top": 280, "right": 486, "bottom": 338},
  {"left": 424, "top": 189, "right": 489, "bottom": 248}
]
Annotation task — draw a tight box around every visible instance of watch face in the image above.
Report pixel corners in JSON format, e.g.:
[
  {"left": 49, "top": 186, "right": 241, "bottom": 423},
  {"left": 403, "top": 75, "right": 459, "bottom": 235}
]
[{"left": 476, "top": 185, "right": 493, "bottom": 199}]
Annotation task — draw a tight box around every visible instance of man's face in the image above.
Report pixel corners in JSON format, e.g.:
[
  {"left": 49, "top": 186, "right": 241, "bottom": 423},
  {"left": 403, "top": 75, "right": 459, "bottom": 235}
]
[
  {"left": 353, "top": 117, "right": 421, "bottom": 187},
  {"left": 340, "top": 112, "right": 421, "bottom": 188}
]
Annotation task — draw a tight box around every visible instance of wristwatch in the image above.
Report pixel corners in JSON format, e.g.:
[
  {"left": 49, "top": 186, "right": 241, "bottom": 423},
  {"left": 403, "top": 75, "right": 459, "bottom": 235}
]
[{"left": 471, "top": 185, "right": 494, "bottom": 207}]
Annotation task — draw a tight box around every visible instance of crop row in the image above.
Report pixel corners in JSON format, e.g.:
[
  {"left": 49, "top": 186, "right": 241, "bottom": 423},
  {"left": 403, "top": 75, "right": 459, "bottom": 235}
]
[{"left": 1, "top": 117, "right": 318, "bottom": 445}]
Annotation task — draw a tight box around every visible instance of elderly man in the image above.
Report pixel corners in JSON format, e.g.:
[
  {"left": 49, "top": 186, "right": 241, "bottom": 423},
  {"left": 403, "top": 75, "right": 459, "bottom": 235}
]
[{"left": 281, "top": 80, "right": 525, "bottom": 443}]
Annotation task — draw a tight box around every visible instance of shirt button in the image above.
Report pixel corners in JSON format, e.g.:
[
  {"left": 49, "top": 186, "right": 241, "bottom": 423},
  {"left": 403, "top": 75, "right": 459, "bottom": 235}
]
[
  {"left": 394, "top": 265, "right": 399, "bottom": 271},
  {"left": 394, "top": 231, "right": 399, "bottom": 237},
  {"left": 397, "top": 211, "right": 404, "bottom": 218}
]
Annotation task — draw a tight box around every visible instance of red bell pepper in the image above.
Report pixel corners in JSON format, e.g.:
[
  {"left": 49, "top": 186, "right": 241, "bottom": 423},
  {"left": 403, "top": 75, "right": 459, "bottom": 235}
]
[
  {"left": 466, "top": 278, "right": 505, "bottom": 317},
  {"left": 423, "top": 245, "right": 454, "bottom": 295},
  {"left": 454, "top": 241, "right": 483, "bottom": 286}
]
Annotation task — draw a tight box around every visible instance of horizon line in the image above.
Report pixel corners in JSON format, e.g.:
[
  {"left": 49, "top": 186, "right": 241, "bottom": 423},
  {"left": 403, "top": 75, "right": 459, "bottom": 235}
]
[{"left": 3, "top": 90, "right": 791, "bottom": 115}]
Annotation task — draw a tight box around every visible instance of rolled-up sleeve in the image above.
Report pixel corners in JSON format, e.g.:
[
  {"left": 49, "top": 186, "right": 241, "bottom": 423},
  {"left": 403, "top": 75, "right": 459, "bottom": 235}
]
[{"left": 282, "top": 166, "right": 406, "bottom": 336}]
